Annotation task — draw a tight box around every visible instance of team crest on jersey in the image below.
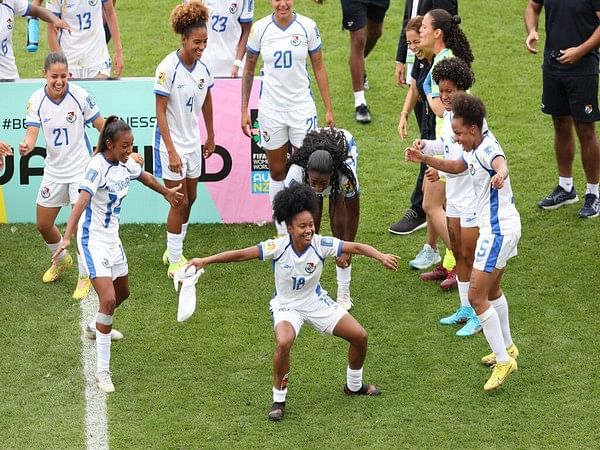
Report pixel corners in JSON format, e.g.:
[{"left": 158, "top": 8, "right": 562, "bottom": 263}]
[
  {"left": 89, "top": 0, "right": 98, "bottom": 6},
  {"left": 66, "top": 112, "right": 76, "bottom": 124},
  {"left": 198, "top": 78, "right": 205, "bottom": 89},
  {"left": 41, "top": 186, "right": 51, "bottom": 199},
  {"left": 262, "top": 130, "right": 270, "bottom": 142},
  {"left": 304, "top": 262, "right": 316, "bottom": 274},
  {"left": 6, "top": 18, "right": 13, "bottom": 30},
  {"left": 290, "top": 35, "right": 302, "bottom": 46},
  {"left": 229, "top": 2, "right": 238, "bottom": 14},
  {"left": 585, "top": 104, "right": 593, "bottom": 115},
  {"left": 158, "top": 72, "right": 166, "bottom": 86},
  {"left": 468, "top": 163, "right": 475, "bottom": 175},
  {"left": 102, "top": 258, "right": 110, "bottom": 268}
]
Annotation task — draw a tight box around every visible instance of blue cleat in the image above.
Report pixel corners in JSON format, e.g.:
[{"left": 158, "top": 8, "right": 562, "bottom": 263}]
[
  {"left": 440, "top": 306, "right": 474, "bottom": 325},
  {"left": 455, "top": 316, "right": 482, "bottom": 336}
]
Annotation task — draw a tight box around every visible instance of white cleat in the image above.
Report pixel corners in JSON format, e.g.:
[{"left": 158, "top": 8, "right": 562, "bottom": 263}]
[
  {"left": 96, "top": 370, "right": 115, "bottom": 393},
  {"left": 84, "top": 325, "right": 124, "bottom": 341},
  {"left": 337, "top": 293, "right": 354, "bottom": 311}
]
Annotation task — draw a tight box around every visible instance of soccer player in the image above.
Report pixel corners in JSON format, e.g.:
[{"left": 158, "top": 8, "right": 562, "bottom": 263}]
[
  {"left": 284, "top": 127, "right": 360, "bottom": 311},
  {"left": 0, "top": 0, "right": 70, "bottom": 80},
  {"left": 41, "top": 0, "right": 124, "bottom": 78},
  {"left": 52, "top": 116, "right": 183, "bottom": 393},
  {"left": 241, "top": 0, "right": 335, "bottom": 236},
  {"left": 183, "top": 0, "right": 254, "bottom": 78},
  {"left": 187, "top": 184, "right": 398, "bottom": 421},
  {"left": 154, "top": 1, "right": 216, "bottom": 277},
  {"left": 19, "top": 51, "right": 105, "bottom": 300},
  {"left": 405, "top": 93, "right": 521, "bottom": 391},
  {"left": 409, "top": 57, "right": 480, "bottom": 336}
]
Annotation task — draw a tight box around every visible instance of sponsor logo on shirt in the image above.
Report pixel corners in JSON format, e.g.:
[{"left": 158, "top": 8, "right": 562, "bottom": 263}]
[
  {"left": 290, "top": 35, "right": 301, "bottom": 46},
  {"left": 85, "top": 168, "right": 98, "bottom": 182},
  {"left": 229, "top": 2, "right": 238, "bottom": 14},
  {"left": 304, "top": 262, "right": 316, "bottom": 274},
  {"left": 320, "top": 237, "right": 333, "bottom": 247},
  {"left": 66, "top": 111, "right": 76, "bottom": 124}
]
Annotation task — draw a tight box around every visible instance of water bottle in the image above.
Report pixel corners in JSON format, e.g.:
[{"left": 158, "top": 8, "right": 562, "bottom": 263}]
[{"left": 26, "top": 17, "right": 39, "bottom": 53}]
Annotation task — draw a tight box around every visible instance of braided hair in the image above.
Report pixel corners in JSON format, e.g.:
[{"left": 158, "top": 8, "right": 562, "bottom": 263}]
[{"left": 287, "top": 128, "right": 358, "bottom": 197}]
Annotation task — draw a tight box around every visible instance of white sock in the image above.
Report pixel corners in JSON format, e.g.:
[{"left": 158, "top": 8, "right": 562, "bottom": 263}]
[
  {"left": 337, "top": 264, "right": 351, "bottom": 296},
  {"left": 89, "top": 311, "right": 98, "bottom": 331},
  {"left": 181, "top": 222, "right": 189, "bottom": 243},
  {"left": 346, "top": 366, "right": 363, "bottom": 392},
  {"left": 490, "top": 294, "right": 513, "bottom": 348},
  {"left": 77, "top": 252, "right": 88, "bottom": 277},
  {"left": 96, "top": 330, "right": 111, "bottom": 373},
  {"left": 457, "top": 280, "right": 470, "bottom": 307},
  {"left": 478, "top": 307, "right": 509, "bottom": 364},
  {"left": 353, "top": 90, "right": 366, "bottom": 107},
  {"left": 167, "top": 231, "right": 183, "bottom": 264},
  {"left": 586, "top": 183, "right": 599, "bottom": 197},
  {"left": 269, "top": 177, "right": 286, "bottom": 236},
  {"left": 559, "top": 176, "right": 573, "bottom": 192},
  {"left": 47, "top": 239, "right": 66, "bottom": 261},
  {"left": 272, "top": 387, "right": 287, "bottom": 403}
]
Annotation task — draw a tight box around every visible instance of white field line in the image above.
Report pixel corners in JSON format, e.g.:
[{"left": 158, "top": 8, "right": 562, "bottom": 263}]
[{"left": 80, "top": 291, "right": 109, "bottom": 450}]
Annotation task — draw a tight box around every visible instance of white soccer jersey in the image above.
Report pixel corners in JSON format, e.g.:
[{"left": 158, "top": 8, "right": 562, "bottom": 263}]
[
  {"left": 153, "top": 50, "right": 214, "bottom": 155},
  {"left": 462, "top": 130, "right": 521, "bottom": 235},
  {"left": 47, "top": 0, "right": 111, "bottom": 74},
  {"left": 285, "top": 128, "right": 360, "bottom": 198},
  {"left": 257, "top": 234, "right": 343, "bottom": 309},
  {"left": 247, "top": 13, "right": 321, "bottom": 111},
  {"left": 25, "top": 83, "right": 100, "bottom": 183},
  {"left": 200, "top": 0, "right": 253, "bottom": 77},
  {"left": 78, "top": 154, "right": 142, "bottom": 247},
  {"left": 0, "top": 0, "right": 30, "bottom": 80}
]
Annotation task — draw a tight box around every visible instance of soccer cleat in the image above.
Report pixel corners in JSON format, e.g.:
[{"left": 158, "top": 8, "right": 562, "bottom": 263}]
[
  {"left": 579, "top": 193, "right": 600, "bottom": 218},
  {"left": 355, "top": 104, "right": 371, "bottom": 124},
  {"left": 84, "top": 325, "right": 124, "bottom": 342},
  {"left": 455, "top": 316, "right": 482, "bottom": 337},
  {"left": 388, "top": 209, "right": 427, "bottom": 235},
  {"left": 72, "top": 276, "right": 92, "bottom": 301},
  {"left": 96, "top": 370, "right": 115, "bottom": 393},
  {"left": 481, "top": 344, "right": 519, "bottom": 366},
  {"left": 268, "top": 401, "right": 285, "bottom": 421},
  {"left": 484, "top": 357, "right": 517, "bottom": 392},
  {"left": 167, "top": 255, "right": 188, "bottom": 278},
  {"left": 419, "top": 265, "right": 447, "bottom": 282},
  {"left": 409, "top": 244, "right": 441, "bottom": 270},
  {"left": 538, "top": 185, "right": 578, "bottom": 210},
  {"left": 343, "top": 383, "right": 381, "bottom": 396},
  {"left": 336, "top": 293, "right": 353, "bottom": 311},
  {"left": 439, "top": 306, "right": 474, "bottom": 325},
  {"left": 439, "top": 268, "right": 458, "bottom": 291},
  {"left": 42, "top": 253, "right": 73, "bottom": 283},
  {"left": 162, "top": 249, "right": 169, "bottom": 266}
]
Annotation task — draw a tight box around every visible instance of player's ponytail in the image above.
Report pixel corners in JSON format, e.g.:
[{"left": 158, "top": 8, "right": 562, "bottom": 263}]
[
  {"left": 428, "top": 9, "right": 474, "bottom": 67},
  {"left": 171, "top": 0, "right": 210, "bottom": 36},
  {"left": 95, "top": 116, "right": 131, "bottom": 156}
]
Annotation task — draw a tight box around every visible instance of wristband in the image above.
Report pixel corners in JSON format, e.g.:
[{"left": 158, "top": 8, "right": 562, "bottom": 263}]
[{"left": 233, "top": 59, "right": 243, "bottom": 68}]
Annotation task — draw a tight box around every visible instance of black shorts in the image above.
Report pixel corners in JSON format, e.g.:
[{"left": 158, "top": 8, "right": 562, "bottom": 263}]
[
  {"left": 341, "top": 0, "right": 390, "bottom": 31},
  {"left": 542, "top": 71, "right": 600, "bottom": 122}
]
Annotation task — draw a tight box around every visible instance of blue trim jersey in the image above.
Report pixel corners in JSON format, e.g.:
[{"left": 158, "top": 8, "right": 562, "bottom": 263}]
[
  {"left": 463, "top": 131, "right": 521, "bottom": 235},
  {"left": 285, "top": 128, "right": 360, "bottom": 198},
  {"left": 47, "top": 0, "right": 111, "bottom": 73},
  {"left": 257, "top": 234, "right": 343, "bottom": 309},
  {"left": 0, "top": 0, "right": 30, "bottom": 80},
  {"left": 247, "top": 12, "right": 321, "bottom": 111},
  {"left": 153, "top": 50, "right": 214, "bottom": 155},
  {"left": 78, "top": 154, "right": 142, "bottom": 247},
  {"left": 199, "top": 0, "right": 254, "bottom": 77},
  {"left": 25, "top": 83, "right": 100, "bottom": 183}
]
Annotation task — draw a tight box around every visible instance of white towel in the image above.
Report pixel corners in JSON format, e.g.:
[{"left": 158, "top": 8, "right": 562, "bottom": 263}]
[{"left": 174, "top": 266, "right": 204, "bottom": 322}]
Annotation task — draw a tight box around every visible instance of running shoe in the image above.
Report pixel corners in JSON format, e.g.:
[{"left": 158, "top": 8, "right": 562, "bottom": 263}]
[
  {"left": 538, "top": 185, "right": 578, "bottom": 210},
  {"left": 409, "top": 244, "right": 441, "bottom": 270},
  {"left": 579, "top": 193, "right": 600, "bottom": 218},
  {"left": 268, "top": 402, "right": 285, "bottom": 421}
]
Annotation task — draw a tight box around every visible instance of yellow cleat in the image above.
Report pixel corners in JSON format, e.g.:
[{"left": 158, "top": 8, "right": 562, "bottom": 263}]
[
  {"left": 72, "top": 276, "right": 92, "bottom": 300},
  {"left": 484, "top": 357, "right": 517, "bottom": 392},
  {"left": 42, "top": 253, "right": 73, "bottom": 283},
  {"left": 167, "top": 255, "right": 188, "bottom": 278},
  {"left": 481, "top": 344, "right": 519, "bottom": 366}
]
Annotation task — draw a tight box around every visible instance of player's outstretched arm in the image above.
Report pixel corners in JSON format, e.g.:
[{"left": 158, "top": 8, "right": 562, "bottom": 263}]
[
  {"left": 341, "top": 242, "right": 398, "bottom": 271},
  {"left": 51, "top": 191, "right": 92, "bottom": 265},
  {"left": 137, "top": 172, "right": 183, "bottom": 207},
  {"left": 188, "top": 246, "right": 261, "bottom": 270}
]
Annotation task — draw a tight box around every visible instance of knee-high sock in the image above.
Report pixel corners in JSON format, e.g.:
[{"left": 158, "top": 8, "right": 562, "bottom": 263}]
[
  {"left": 457, "top": 281, "right": 470, "bottom": 307},
  {"left": 490, "top": 294, "right": 513, "bottom": 348},
  {"left": 167, "top": 232, "right": 183, "bottom": 264},
  {"left": 478, "top": 307, "right": 509, "bottom": 363},
  {"left": 337, "top": 264, "right": 351, "bottom": 296},
  {"left": 96, "top": 330, "right": 111, "bottom": 373}
]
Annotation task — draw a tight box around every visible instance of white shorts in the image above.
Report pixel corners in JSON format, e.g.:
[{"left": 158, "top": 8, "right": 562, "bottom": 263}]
[
  {"left": 258, "top": 104, "right": 318, "bottom": 150},
  {"left": 473, "top": 232, "right": 520, "bottom": 273},
  {"left": 155, "top": 149, "right": 202, "bottom": 181},
  {"left": 269, "top": 295, "right": 347, "bottom": 337},
  {"left": 70, "top": 59, "right": 111, "bottom": 79},
  {"left": 78, "top": 239, "right": 128, "bottom": 280},
  {"left": 36, "top": 178, "right": 80, "bottom": 207},
  {"left": 446, "top": 202, "right": 477, "bottom": 228}
]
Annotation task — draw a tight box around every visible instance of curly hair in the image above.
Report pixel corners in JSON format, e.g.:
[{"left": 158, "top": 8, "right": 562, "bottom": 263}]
[
  {"left": 171, "top": 1, "right": 210, "bottom": 36},
  {"left": 427, "top": 9, "right": 474, "bottom": 67},
  {"left": 432, "top": 57, "right": 474, "bottom": 91},
  {"left": 287, "top": 128, "right": 358, "bottom": 197},
  {"left": 272, "top": 184, "right": 319, "bottom": 225},
  {"left": 451, "top": 92, "right": 486, "bottom": 129}
]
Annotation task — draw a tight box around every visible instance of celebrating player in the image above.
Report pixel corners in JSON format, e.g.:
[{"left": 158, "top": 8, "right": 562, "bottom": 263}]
[
  {"left": 52, "top": 116, "right": 183, "bottom": 393},
  {"left": 187, "top": 184, "right": 398, "bottom": 421},
  {"left": 20, "top": 51, "right": 105, "bottom": 300},
  {"left": 405, "top": 93, "right": 521, "bottom": 391},
  {"left": 284, "top": 127, "right": 360, "bottom": 311},
  {"left": 241, "top": 0, "right": 335, "bottom": 236},
  {"left": 154, "top": 1, "right": 216, "bottom": 277}
]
